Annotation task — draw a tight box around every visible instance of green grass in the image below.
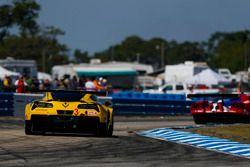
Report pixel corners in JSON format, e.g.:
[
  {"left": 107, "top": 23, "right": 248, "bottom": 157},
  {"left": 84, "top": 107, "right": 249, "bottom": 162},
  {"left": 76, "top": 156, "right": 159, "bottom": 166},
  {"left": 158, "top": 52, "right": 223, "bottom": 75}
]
[{"left": 187, "top": 124, "right": 250, "bottom": 144}]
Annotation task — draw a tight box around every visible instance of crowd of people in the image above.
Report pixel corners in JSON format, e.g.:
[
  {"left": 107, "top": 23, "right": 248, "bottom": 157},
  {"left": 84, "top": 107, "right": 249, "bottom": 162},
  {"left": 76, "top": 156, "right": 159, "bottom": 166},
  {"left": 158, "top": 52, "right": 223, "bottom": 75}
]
[{"left": 0, "top": 75, "right": 109, "bottom": 93}]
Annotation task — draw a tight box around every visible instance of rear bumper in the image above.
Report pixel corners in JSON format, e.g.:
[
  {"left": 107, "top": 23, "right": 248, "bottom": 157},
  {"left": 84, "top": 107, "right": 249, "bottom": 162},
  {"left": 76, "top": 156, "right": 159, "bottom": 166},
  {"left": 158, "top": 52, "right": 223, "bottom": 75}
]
[
  {"left": 30, "top": 115, "right": 100, "bottom": 133},
  {"left": 193, "top": 112, "right": 250, "bottom": 123}
]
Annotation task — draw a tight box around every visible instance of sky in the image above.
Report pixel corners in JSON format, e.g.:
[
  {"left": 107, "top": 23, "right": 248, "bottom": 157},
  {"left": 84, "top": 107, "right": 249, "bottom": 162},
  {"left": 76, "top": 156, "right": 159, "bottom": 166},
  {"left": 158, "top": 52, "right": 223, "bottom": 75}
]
[{"left": 2, "top": 0, "right": 250, "bottom": 55}]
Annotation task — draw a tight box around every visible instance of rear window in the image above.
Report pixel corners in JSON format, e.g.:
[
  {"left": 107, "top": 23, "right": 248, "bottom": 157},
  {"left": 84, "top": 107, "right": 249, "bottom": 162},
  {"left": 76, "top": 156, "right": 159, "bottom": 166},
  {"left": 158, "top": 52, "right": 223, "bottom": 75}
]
[
  {"left": 51, "top": 92, "right": 85, "bottom": 101},
  {"left": 176, "top": 85, "right": 184, "bottom": 90},
  {"left": 163, "top": 85, "right": 173, "bottom": 91},
  {"left": 220, "top": 71, "right": 229, "bottom": 75}
]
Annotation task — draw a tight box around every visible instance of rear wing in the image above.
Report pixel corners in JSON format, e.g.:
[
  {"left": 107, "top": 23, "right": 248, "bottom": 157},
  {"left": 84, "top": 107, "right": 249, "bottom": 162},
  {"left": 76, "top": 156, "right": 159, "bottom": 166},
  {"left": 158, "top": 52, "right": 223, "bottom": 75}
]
[
  {"left": 187, "top": 93, "right": 240, "bottom": 101},
  {"left": 187, "top": 93, "right": 240, "bottom": 100},
  {"left": 29, "top": 89, "right": 108, "bottom": 96}
]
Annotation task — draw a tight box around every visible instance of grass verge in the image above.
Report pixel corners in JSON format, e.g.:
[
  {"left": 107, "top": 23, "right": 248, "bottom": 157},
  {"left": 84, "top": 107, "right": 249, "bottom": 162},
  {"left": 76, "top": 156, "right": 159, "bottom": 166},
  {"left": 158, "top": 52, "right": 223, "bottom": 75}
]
[{"left": 187, "top": 124, "right": 250, "bottom": 144}]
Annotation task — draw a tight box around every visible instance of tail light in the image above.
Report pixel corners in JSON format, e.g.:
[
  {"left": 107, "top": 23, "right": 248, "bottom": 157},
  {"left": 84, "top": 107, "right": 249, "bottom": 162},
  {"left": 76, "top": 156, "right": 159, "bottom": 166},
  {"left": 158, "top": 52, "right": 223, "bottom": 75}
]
[
  {"left": 32, "top": 102, "right": 53, "bottom": 110},
  {"left": 77, "top": 104, "right": 99, "bottom": 112},
  {"left": 231, "top": 102, "right": 245, "bottom": 109}
]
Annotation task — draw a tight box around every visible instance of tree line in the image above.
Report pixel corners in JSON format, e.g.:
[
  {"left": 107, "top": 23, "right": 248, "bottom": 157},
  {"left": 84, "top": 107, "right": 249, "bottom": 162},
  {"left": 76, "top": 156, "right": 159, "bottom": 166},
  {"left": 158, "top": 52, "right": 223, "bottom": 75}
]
[{"left": 0, "top": 0, "right": 250, "bottom": 73}]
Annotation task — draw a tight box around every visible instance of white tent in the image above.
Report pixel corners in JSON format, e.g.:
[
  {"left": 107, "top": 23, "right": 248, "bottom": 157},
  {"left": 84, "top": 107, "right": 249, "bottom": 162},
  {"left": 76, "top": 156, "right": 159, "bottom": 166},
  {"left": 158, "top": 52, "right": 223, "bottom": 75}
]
[
  {"left": 52, "top": 65, "right": 77, "bottom": 79},
  {"left": 38, "top": 72, "right": 52, "bottom": 81},
  {"left": 184, "top": 68, "right": 230, "bottom": 86},
  {"left": 0, "top": 66, "right": 20, "bottom": 79}
]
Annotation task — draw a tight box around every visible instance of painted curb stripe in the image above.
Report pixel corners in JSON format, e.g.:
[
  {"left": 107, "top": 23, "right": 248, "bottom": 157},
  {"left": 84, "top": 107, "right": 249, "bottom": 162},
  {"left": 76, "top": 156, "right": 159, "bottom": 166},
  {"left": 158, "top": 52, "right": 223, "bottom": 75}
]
[{"left": 138, "top": 128, "right": 250, "bottom": 159}]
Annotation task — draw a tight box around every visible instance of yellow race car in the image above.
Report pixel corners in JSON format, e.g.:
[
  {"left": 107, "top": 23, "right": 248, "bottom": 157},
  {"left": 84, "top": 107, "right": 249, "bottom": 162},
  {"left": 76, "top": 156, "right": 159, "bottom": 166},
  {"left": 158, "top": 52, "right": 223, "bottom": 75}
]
[{"left": 25, "top": 90, "right": 113, "bottom": 136}]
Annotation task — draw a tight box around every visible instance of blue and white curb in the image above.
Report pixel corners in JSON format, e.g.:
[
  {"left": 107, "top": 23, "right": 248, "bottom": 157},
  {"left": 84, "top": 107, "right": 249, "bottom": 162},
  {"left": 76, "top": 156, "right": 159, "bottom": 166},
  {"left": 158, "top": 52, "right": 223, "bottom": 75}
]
[{"left": 137, "top": 128, "right": 250, "bottom": 159}]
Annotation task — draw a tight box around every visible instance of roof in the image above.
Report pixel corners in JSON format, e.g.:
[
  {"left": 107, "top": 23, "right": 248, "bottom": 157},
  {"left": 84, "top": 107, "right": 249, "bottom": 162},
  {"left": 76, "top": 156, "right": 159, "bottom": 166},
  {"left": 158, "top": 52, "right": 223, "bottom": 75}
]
[
  {"left": 73, "top": 66, "right": 137, "bottom": 76},
  {"left": 0, "top": 57, "right": 36, "bottom": 67},
  {"left": 52, "top": 61, "right": 153, "bottom": 78},
  {"left": 0, "top": 65, "right": 20, "bottom": 79},
  {"left": 101, "top": 61, "right": 153, "bottom": 74}
]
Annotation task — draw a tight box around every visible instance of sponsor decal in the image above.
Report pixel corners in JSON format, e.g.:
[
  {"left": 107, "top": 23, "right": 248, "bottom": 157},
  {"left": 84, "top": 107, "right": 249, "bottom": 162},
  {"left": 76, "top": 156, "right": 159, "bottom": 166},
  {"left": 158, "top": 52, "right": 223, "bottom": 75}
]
[
  {"left": 88, "top": 111, "right": 97, "bottom": 115},
  {"left": 62, "top": 102, "right": 69, "bottom": 108},
  {"left": 73, "top": 108, "right": 79, "bottom": 116}
]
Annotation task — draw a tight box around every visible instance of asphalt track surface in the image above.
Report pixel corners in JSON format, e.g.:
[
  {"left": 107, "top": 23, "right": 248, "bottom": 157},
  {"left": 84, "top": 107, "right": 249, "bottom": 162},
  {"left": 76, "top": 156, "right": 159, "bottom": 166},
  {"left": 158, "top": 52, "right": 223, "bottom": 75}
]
[{"left": 0, "top": 116, "right": 250, "bottom": 167}]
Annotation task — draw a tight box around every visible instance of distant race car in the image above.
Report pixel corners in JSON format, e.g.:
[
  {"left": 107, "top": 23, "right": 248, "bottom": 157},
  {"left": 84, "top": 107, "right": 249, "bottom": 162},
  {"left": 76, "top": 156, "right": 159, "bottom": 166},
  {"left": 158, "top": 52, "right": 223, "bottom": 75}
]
[
  {"left": 188, "top": 93, "right": 250, "bottom": 124},
  {"left": 25, "top": 90, "right": 113, "bottom": 136}
]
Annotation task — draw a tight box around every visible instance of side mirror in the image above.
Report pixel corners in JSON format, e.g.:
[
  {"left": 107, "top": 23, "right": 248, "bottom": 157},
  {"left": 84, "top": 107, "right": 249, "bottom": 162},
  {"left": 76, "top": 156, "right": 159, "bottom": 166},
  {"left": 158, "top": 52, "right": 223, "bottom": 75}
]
[
  {"left": 104, "top": 101, "right": 112, "bottom": 107},
  {"left": 31, "top": 101, "right": 38, "bottom": 110}
]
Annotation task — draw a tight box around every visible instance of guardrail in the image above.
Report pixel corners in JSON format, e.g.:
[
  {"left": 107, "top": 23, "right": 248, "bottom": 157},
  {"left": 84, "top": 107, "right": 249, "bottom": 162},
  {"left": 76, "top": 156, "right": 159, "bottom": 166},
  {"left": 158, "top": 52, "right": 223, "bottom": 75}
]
[{"left": 0, "top": 92, "right": 192, "bottom": 116}]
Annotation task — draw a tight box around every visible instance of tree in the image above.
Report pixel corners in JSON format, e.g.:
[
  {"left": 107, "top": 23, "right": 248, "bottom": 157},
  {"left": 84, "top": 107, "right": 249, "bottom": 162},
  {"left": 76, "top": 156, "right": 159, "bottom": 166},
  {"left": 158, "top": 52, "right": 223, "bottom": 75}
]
[
  {"left": 0, "top": 0, "right": 41, "bottom": 38},
  {"left": 118, "top": 35, "right": 145, "bottom": 62},
  {"left": 93, "top": 35, "right": 208, "bottom": 70},
  {"left": 208, "top": 30, "right": 250, "bottom": 73},
  {"left": 0, "top": 34, "right": 69, "bottom": 72},
  {"left": 0, "top": 4, "right": 13, "bottom": 40},
  {"left": 94, "top": 35, "right": 145, "bottom": 63},
  {"left": 73, "top": 49, "right": 89, "bottom": 63},
  {"left": 138, "top": 38, "right": 165, "bottom": 69},
  {"left": 12, "top": 0, "right": 40, "bottom": 37},
  {"left": 0, "top": 0, "right": 69, "bottom": 73}
]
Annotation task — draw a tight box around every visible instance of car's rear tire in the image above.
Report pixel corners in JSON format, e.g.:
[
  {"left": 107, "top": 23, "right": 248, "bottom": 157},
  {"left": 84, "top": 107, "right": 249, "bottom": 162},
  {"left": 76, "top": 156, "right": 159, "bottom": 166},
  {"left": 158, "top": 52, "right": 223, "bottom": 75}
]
[
  {"left": 193, "top": 115, "right": 207, "bottom": 124},
  {"left": 107, "top": 117, "right": 113, "bottom": 137},
  {"left": 97, "top": 112, "right": 113, "bottom": 137},
  {"left": 25, "top": 120, "right": 33, "bottom": 135},
  {"left": 97, "top": 122, "right": 108, "bottom": 137}
]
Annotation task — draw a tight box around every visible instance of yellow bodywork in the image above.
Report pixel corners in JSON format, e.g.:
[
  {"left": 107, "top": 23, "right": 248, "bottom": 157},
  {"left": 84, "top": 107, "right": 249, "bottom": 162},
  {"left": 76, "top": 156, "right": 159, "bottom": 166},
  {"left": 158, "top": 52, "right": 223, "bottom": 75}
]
[{"left": 24, "top": 91, "right": 113, "bottom": 136}]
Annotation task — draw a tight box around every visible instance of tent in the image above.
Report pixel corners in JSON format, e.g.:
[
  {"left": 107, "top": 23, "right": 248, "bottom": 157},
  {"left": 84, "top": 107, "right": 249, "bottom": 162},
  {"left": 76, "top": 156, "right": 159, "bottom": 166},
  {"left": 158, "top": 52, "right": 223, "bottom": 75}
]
[
  {"left": 184, "top": 68, "right": 230, "bottom": 86},
  {"left": 38, "top": 72, "right": 52, "bottom": 81},
  {"left": 0, "top": 66, "right": 20, "bottom": 79}
]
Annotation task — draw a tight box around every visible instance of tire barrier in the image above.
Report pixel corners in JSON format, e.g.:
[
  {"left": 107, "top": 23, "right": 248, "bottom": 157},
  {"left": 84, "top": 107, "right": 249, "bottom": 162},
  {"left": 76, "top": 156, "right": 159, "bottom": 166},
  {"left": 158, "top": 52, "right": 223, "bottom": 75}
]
[{"left": 110, "top": 92, "right": 192, "bottom": 115}]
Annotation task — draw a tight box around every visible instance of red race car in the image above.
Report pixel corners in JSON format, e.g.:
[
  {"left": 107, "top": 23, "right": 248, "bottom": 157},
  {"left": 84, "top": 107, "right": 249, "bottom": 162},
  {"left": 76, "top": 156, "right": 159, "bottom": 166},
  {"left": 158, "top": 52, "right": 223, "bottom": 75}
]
[{"left": 188, "top": 93, "right": 250, "bottom": 124}]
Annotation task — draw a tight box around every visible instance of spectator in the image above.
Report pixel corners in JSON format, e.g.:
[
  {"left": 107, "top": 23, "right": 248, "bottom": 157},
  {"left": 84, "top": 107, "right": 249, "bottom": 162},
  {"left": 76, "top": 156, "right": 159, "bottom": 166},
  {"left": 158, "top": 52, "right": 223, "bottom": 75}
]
[
  {"left": 51, "top": 77, "right": 59, "bottom": 89},
  {"left": 93, "top": 77, "right": 106, "bottom": 91},
  {"left": 0, "top": 79, "right": 3, "bottom": 92},
  {"left": 57, "top": 78, "right": 66, "bottom": 89},
  {"left": 43, "top": 79, "right": 51, "bottom": 90},
  {"left": 31, "top": 77, "right": 40, "bottom": 90},
  {"left": 101, "top": 78, "right": 107, "bottom": 87},
  {"left": 187, "top": 84, "right": 194, "bottom": 95},
  {"left": 78, "top": 76, "right": 86, "bottom": 89},
  {"left": 25, "top": 76, "right": 32, "bottom": 91},
  {"left": 70, "top": 75, "right": 78, "bottom": 90},
  {"left": 85, "top": 77, "right": 96, "bottom": 91},
  {"left": 63, "top": 78, "right": 70, "bottom": 89},
  {"left": 3, "top": 75, "right": 12, "bottom": 92},
  {"left": 15, "top": 76, "right": 27, "bottom": 93}
]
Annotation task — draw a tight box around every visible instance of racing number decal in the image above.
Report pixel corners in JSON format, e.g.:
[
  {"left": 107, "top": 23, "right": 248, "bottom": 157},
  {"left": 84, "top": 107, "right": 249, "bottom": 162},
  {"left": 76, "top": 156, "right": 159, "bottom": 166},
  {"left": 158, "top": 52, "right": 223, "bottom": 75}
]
[{"left": 73, "top": 108, "right": 79, "bottom": 116}]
